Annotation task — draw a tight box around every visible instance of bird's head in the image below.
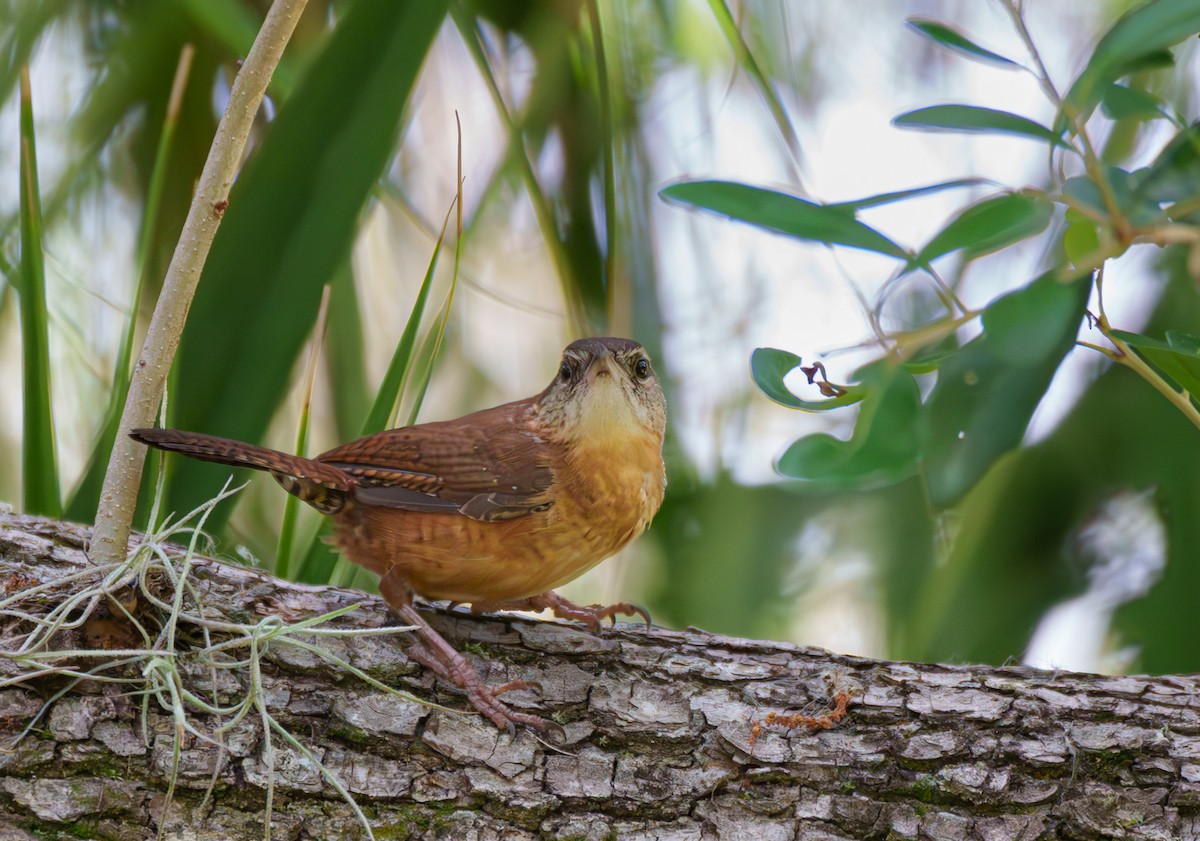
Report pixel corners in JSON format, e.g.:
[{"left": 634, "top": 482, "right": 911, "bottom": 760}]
[{"left": 536, "top": 337, "right": 667, "bottom": 447}]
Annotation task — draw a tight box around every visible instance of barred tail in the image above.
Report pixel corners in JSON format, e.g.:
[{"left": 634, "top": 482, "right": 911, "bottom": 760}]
[{"left": 130, "top": 428, "right": 352, "bottom": 513}]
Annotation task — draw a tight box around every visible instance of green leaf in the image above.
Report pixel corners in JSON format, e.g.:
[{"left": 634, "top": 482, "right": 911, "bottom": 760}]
[
  {"left": 364, "top": 206, "right": 453, "bottom": 436},
  {"left": 660, "top": 181, "right": 909, "bottom": 259},
  {"left": 894, "top": 105, "right": 1068, "bottom": 147},
  {"left": 166, "top": 0, "right": 448, "bottom": 523},
  {"left": 1065, "top": 166, "right": 1163, "bottom": 226},
  {"left": 777, "top": 364, "right": 921, "bottom": 489},
  {"left": 751, "top": 348, "right": 866, "bottom": 411},
  {"left": 915, "top": 192, "right": 1053, "bottom": 266},
  {"left": 16, "top": 66, "right": 60, "bottom": 517},
  {"left": 829, "top": 178, "right": 991, "bottom": 211},
  {"left": 1062, "top": 208, "right": 1101, "bottom": 267},
  {"left": 921, "top": 272, "right": 1091, "bottom": 507},
  {"left": 1065, "top": 159, "right": 1176, "bottom": 226},
  {"left": 1121, "top": 49, "right": 1176, "bottom": 74},
  {"left": 1101, "top": 83, "right": 1167, "bottom": 121},
  {"left": 1167, "top": 330, "right": 1200, "bottom": 354},
  {"left": 902, "top": 342, "right": 960, "bottom": 375},
  {"left": 323, "top": 262, "right": 370, "bottom": 440},
  {"left": 403, "top": 260, "right": 460, "bottom": 428},
  {"left": 1063, "top": 0, "right": 1200, "bottom": 122},
  {"left": 905, "top": 18, "right": 1019, "bottom": 68},
  {"left": 1112, "top": 329, "right": 1200, "bottom": 398},
  {"left": 1133, "top": 123, "right": 1200, "bottom": 210}
]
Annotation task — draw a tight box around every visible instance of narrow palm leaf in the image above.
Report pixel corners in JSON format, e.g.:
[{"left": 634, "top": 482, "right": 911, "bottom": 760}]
[{"left": 17, "top": 66, "right": 60, "bottom": 517}]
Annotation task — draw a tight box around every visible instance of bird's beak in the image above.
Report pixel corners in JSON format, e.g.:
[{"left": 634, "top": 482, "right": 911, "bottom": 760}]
[{"left": 587, "top": 350, "right": 618, "bottom": 380}]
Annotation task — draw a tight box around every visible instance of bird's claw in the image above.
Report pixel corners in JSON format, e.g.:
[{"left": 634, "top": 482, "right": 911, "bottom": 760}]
[
  {"left": 461, "top": 676, "right": 560, "bottom": 738},
  {"left": 490, "top": 678, "right": 543, "bottom": 696},
  {"left": 527, "top": 593, "right": 652, "bottom": 632},
  {"left": 406, "top": 632, "right": 557, "bottom": 737}
]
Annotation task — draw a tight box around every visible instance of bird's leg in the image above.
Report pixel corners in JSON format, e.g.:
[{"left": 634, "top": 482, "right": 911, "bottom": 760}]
[
  {"left": 395, "top": 603, "right": 556, "bottom": 734},
  {"left": 472, "top": 591, "right": 652, "bottom": 634},
  {"left": 380, "top": 568, "right": 556, "bottom": 735}
]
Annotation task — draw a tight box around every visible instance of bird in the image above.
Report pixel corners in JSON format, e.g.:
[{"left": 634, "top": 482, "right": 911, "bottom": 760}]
[{"left": 131, "top": 336, "right": 667, "bottom": 733}]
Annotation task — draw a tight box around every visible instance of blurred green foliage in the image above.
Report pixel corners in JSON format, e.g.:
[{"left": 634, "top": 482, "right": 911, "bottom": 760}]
[
  {"left": 5, "top": 0, "right": 1200, "bottom": 675},
  {"left": 662, "top": 0, "right": 1200, "bottom": 669}
]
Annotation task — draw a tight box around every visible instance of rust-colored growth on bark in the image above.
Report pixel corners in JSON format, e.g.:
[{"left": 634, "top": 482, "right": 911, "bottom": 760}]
[{"left": 748, "top": 690, "right": 853, "bottom": 749}]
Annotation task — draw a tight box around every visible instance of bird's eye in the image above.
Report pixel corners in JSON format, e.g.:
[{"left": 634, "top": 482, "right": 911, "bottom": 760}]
[
  {"left": 634, "top": 358, "right": 651, "bottom": 380},
  {"left": 559, "top": 361, "right": 572, "bottom": 382}
]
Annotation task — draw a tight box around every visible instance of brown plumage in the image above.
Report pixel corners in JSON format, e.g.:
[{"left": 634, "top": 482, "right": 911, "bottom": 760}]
[{"left": 131, "top": 337, "right": 667, "bottom": 733}]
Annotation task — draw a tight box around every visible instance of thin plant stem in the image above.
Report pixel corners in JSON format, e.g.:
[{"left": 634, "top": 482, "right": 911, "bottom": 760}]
[
  {"left": 1087, "top": 270, "right": 1200, "bottom": 429},
  {"left": 1002, "top": 1, "right": 1061, "bottom": 105},
  {"left": 1106, "top": 331, "right": 1200, "bottom": 430},
  {"left": 91, "top": 0, "right": 310, "bottom": 566}
]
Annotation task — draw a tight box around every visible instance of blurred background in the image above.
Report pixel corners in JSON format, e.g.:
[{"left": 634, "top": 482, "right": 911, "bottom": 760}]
[{"left": 3, "top": 0, "right": 1198, "bottom": 673}]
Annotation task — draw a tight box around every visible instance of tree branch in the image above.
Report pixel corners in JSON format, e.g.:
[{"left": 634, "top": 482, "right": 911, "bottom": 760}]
[{"left": 1, "top": 513, "right": 1197, "bottom": 840}]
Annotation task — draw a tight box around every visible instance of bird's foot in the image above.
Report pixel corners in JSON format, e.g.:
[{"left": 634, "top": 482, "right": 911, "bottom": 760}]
[
  {"left": 475, "top": 591, "right": 651, "bottom": 633},
  {"left": 395, "top": 602, "right": 561, "bottom": 737}
]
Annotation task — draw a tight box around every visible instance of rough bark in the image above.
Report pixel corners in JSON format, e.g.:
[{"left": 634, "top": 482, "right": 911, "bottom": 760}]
[{"left": 0, "top": 513, "right": 1196, "bottom": 841}]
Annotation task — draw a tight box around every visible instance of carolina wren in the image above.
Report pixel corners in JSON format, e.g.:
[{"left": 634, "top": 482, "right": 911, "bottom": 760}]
[{"left": 131, "top": 337, "right": 667, "bottom": 733}]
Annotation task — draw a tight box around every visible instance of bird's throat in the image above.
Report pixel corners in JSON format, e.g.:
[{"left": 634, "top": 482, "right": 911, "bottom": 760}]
[{"left": 569, "top": 379, "right": 648, "bottom": 448}]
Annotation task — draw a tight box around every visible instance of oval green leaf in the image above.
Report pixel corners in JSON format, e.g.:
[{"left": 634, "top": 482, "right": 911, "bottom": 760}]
[
  {"left": 921, "top": 272, "right": 1091, "bottom": 507},
  {"left": 660, "top": 181, "right": 908, "bottom": 259},
  {"left": 1063, "top": 209, "right": 1101, "bottom": 267},
  {"left": 1101, "top": 83, "right": 1168, "bottom": 121},
  {"left": 777, "top": 365, "right": 920, "bottom": 489},
  {"left": 829, "top": 178, "right": 991, "bottom": 211},
  {"left": 894, "top": 105, "right": 1069, "bottom": 148},
  {"left": 1167, "top": 330, "right": 1200, "bottom": 354},
  {"left": 751, "top": 347, "right": 866, "bottom": 411},
  {"left": 906, "top": 18, "right": 1019, "bottom": 68},
  {"left": 1133, "top": 124, "right": 1200, "bottom": 210},
  {"left": 915, "top": 192, "right": 1053, "bottom": 266},
  {"left": 1067, "top": 166, "right": 1162, "bottom": 226}
]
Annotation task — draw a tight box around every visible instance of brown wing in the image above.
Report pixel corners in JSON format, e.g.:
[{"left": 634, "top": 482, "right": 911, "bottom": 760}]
[{"left": 315, "top": 399, "right": 559, "bottom": 522}]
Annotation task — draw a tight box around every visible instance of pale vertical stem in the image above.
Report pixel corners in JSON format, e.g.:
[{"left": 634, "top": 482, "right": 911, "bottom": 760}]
[{"left": 90, "top": 0, "right": 310, "bottom": 564}]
